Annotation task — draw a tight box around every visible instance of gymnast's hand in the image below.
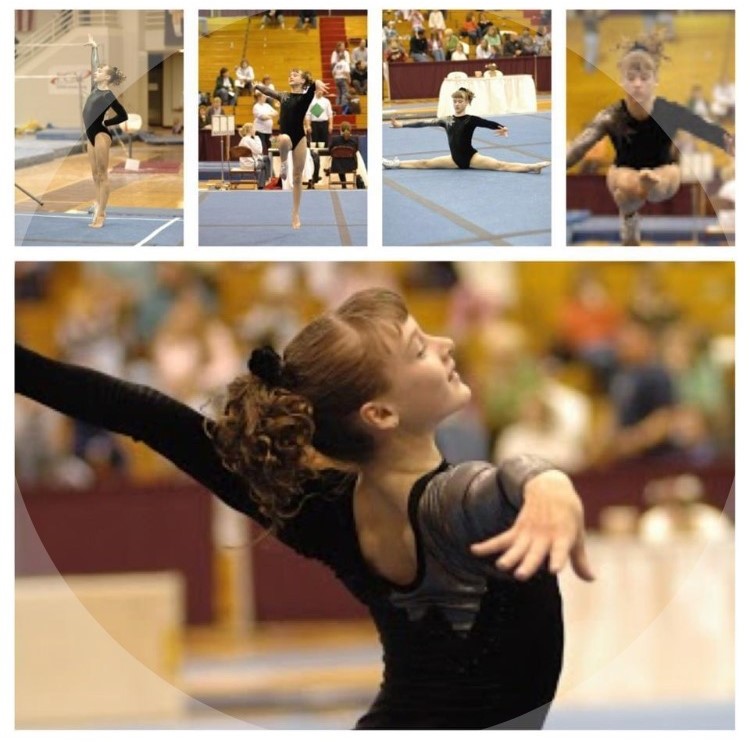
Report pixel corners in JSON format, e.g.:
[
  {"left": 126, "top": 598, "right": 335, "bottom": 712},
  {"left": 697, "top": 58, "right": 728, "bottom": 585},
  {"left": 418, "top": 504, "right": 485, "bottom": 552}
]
[
  {"left": 724, "top": 133, "right": 735, "bottom": 157},
  {"left": 390, "top": 117, "right": 403, "bottom": 128},
  {"left": 493, "top": 125, "right": 509, "bottom": 138},
  {"left": 315, "top": 79, "right": 330, "bottom": 95},
  {"left": 470, "top": 469, "right": 595, "bottom": 583},
  {"left": 84, "top": 34, "right": 97, "bottom": 48}
]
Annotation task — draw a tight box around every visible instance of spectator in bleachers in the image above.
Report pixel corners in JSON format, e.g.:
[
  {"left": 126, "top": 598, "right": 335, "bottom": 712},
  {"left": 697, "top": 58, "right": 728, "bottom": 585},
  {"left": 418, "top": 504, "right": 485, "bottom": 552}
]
[
  {"left": 428, "top": 10, "right": 446, "bottom": 40},
  {"left": 710, "top": 76, "right": 735, "bottom": 121},
  {"left": 477, "top": 12, "right": 492, "bottom": 39},
  {"left": 595, "top": 317, "right": 677, "bottom": 464},
  {"left": 409, "top": 27, "right": 430, "bottom": 62},
  {"left": 352, "top": 38, "right": 368, "bottom": 68},
  {"left": 408, "top": 10, "right": 425, "bottom": 33},
  {"left": 332, "top": 52, "right": 352, "bottom": 106},
  {"left": 483, "top": 26, "right": 502, "bottom": 55},
  {"left": 208, "top": 96, "right": 225, "bottom": 120},
  {"left": 450, "top": 43, "right": 468, "bottom": 61},
  {"left": 501, "top": 32, "right": 521, "bottom": 57},
  {"left": 429, "top": 31, "right": 446, "bottom": 62},
  {"left": 460, "top": 13, "right": 480, "bottom": 46},
  {"left": 444, "top": 28, "right": 459, "bottom": 60},
  {"left": 234, "top": 59, "right": 255, "bottom": 96},
  {"left": 213, "top": 67, "right": 236, "bottom": 105},
  {"left": 252, "top": 90, "right": 278, "bottom": 154},
  {"left": 330, "top": 41, "right": 351, "bottom": 70},
  {"left": 305, "top": 87, "right": 333, "bottom": 147},
  {"left": 536, "top": 25, "right": 551, "bottom": 55},
  {"left": 198, "top": 104, "right": 211, "bottom": 129},
  {"left": 385, "top": 39, "right": 407, "bottom": 63},
  {"left": 383, "top": 19, "right": 398, "bottom": 49},
  {"left": 475, "top": 38, "right": 494, "bottom": 60},
  {"left": 260, "top": 10, "right": 284, "bottom": 30},
  {"left": 296, "top": 11, "right": 316, "bottom": 29},
  {"left": 519, "top": 28, "right": 536, "bottom": 55},
  {"left": 351, "top": 59, "right": 368, "bottom": 94},
  {"left": 687, "top": 84, "right": 711, "bottom": 121},
  {"left": 236, "top": 122, "right": 269, "bottom": 189}
]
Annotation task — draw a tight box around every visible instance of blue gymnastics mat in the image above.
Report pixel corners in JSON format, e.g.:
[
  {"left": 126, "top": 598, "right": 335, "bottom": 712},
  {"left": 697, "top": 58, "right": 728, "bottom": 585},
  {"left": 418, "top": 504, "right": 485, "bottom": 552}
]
[
  {"left": 199, "top": 190, "right": 367, "bottom": 246},
  {"left": 382, "top": 112, "right": 551, "bottom": 246},
  {"left": 15, "top": 208, "right": 184, "bottom": 246}
]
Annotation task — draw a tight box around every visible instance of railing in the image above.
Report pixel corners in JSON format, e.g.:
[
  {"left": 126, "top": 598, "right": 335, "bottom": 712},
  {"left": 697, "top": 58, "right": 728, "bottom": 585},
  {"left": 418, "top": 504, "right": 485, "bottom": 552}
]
[{"left": 15, "top": 10, "right": 120, "bottom": 68}]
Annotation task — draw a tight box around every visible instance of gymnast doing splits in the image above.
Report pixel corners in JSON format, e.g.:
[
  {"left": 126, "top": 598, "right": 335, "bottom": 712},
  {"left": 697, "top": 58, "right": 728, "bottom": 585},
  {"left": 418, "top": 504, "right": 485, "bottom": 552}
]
[
  {"left": 383, "top": 87, "right": 550, "bottom": 174},
  {"left": 16, "top": 287, "right": 595, "bottom": 730}
]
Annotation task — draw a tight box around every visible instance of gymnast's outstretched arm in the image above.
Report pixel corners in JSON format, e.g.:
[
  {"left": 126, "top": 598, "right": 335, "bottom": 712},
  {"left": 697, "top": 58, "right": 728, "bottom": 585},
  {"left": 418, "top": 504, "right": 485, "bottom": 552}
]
[
  {"left": 15, "top": 344, "right": 272, "bottom": 528},
  {"left": 253, "top": 83, "right": 283, "bottom": 103},
  {"left": 391, "top": 116, "right": 447, "bottom": 129},
  {"left": 85, "top": 34, "right": 99, "bottom": 93},
  {"left": 566, "top": 106, "right": 615, "bottom": 168}
]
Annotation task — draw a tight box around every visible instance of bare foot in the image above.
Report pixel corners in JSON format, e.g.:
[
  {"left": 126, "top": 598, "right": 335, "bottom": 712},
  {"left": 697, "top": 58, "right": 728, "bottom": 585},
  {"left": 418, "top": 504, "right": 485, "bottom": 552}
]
[
  {"left": 291, "top": 213, "right": 301, "bottom": 229},
  {"left": 89, "top": 210, "right": 106, "bottom": 228},
  {"left": 530, "top": 161, "right": 551, "bottom": 174}
]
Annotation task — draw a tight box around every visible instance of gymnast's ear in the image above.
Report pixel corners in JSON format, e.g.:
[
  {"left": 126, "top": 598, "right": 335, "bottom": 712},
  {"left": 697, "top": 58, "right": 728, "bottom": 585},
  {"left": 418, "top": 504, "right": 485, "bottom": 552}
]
[{"left": 359, "top": 400, "right": 399, "bottom": 431}]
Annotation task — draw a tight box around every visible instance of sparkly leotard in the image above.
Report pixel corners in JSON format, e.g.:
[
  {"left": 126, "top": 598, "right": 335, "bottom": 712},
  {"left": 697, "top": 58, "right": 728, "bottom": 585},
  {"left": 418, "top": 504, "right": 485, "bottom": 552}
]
[{"left": 16, "top": 345, "right": 564, "bottom": 730}]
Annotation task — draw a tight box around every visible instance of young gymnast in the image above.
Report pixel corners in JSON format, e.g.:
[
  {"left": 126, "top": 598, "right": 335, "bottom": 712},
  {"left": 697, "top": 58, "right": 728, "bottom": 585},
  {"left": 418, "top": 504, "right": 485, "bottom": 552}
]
[
  {"left": 82, "top": 35, "right": 128, "bottom": 228},
  {"left": 16, "top": 287, "right": 594, "bottom": 730},
  {"left": 566, "top": 35, "right": 735, "bottom": 245},
  {"left": 254, "top": 71, "right": 329, "bottom": 229},
  {"left": 384, "top": 88, "right": 550, "bottom": 174}
]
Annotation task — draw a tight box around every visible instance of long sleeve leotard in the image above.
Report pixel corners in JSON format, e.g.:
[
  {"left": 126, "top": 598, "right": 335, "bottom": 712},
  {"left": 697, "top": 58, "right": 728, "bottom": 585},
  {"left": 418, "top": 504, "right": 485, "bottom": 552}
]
[
  {"left": 567, "top": 96, "right": 730, "bottom": 169},
  {"left": 82, "top": 44, "right": 127, "bottom": 146},
  {"left": 254, "top": 83, "right": 315, "bottom": 149},
  {"left": 16, "top": 345, "right": 563, "bottom": 730},
  {"left": 402, "top": 114, "right": 506, "bottom": 169}
]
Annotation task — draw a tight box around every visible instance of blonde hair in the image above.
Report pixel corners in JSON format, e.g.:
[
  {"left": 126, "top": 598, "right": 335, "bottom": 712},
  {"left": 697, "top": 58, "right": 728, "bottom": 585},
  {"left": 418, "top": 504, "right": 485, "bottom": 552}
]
[
  {"left": 452, "top": 87, "right": 475, "bottom": 104},
  {"left": 617, "top": 32, "right": 668, "bottom": 74}
]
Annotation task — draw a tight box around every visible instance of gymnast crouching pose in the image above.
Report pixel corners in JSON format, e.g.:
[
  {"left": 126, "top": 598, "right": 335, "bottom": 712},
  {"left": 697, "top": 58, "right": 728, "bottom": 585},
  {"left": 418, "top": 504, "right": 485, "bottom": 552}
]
[
  {"left": 15, "top": 287, "right": 594, "bottom": 729},
  {"left": 383, "top": 88, "right": 550, "bottom": 173},
  {"left": 82, "top": 35, "right": 128, "bottom": 228},
  {"left": 566, "top": 35, "right": 735, "bottom": 245},
  {"left": 254, "top": 71, "right": 329, "bottom": 229}
]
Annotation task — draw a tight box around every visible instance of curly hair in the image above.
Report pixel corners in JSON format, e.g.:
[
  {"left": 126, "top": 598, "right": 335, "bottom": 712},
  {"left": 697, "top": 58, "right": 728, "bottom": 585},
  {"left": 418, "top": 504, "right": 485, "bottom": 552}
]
[
  {"left": 617, "top": 32, "right": 669, "bottom": 72},
  {"left": 106, "top": 65, "right": 127, "bottom": 86},
  {"left": 210, "top": 288, "right": 409, "bottom": 531}
]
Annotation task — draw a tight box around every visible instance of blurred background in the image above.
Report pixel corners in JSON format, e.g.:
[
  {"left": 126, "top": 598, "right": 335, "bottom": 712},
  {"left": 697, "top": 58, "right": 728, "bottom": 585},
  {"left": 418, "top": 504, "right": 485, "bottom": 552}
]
[
  {"left": 566, "top": 9, "right": 735, "bottom": 245},
  {"left": 15, "top": 262, "right": 734, "bottom": 728}
]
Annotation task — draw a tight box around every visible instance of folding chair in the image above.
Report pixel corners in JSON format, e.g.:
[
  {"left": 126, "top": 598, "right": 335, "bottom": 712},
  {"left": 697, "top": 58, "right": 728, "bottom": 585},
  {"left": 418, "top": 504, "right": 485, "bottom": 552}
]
[
  {"left": 328, "top": 144, "right": 358, "bottom": 188},
  {"left": 228, "top": 145, "right": 259, "bottom": 189}
]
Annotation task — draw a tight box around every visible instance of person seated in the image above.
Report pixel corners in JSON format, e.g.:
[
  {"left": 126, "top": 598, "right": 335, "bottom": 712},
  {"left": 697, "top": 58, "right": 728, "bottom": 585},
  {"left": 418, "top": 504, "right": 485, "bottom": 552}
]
[
  {"left": 213, "top": 67, "right": 236, "bottom": 105},
  {"left": 328, "top": 122, "right": 359, "bottom": 188},
  {"left": 518, "top": 28, "right": 536, "bottom": 55},
  {"left": 477, "top": 12, "right": 492, "bottom": 39},
  {"left": 502, "top": 33, "right": 522, "bottom": 57},
  {"left": 460, "top": 13, "right": 480, "bottom": 46},
  {"left": 236, "top": 122, "right": 269, "bottom": 189},
  {"left": 536, "top": 25, "right": 552, "bottom": 55},
  {"left": 429, "top": 31, "right": 446, "bottom": 61},
  {"left": 451, "top": 43, "right": 468, "bottom": 61},
  {"left": 260, "top": 10, "right": 284, "bottom": 29},
  {"left": 352, "top": 38, "right": 368, "bottom": 68},
  {"left": 234, "top": 59, "right": 255, "bottom": 96},
  {"left": 475, "top": 38, "right": 494, "bottom": 60},
  {"left": 351, "top": 59, "right": 368, "bottom": 95},
  {"left": 385, "top": 39, "right": 407, "bottom": 63},
  {"left": 409, "top": 28, "right": 430, "bottom": 62},
  {"left": 207, "top": 96, "right": 224, "bottom": 122},
  {"left": 444, "top": 28, "right": 459, "bottom": 60},
  {"left": 484, "top": 25, "right": 502, "bottom": 54},
  {"left": 296, "top": 10, "right": 316, "bottom": 29},
  {"left": 198, "top": 104, "right": 211, "bottom": 129}
]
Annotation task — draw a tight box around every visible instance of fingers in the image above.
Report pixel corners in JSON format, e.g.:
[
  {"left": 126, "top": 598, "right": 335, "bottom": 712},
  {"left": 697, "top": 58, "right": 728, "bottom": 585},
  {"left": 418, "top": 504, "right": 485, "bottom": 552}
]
[
  {"left": 570, "top": 539, "right": 596, "bottom": 582},
  {"left": 470, "top": 528, "right": 515, "bottom": 555}
]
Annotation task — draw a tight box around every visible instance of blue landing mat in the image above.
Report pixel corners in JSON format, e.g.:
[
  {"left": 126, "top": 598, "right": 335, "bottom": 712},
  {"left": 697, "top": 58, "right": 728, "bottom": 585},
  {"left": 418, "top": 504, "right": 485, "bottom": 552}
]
[
  {"left": 16, "top": 137, "right": 85, "bottom": 168},
  {"left": 15, "top": 208, "right": 184, "bottom": 247},
  {"left": 568, "top": 214, "right": 734, "bottom": 246},
  {"left": 382, "top": 113, "right": 551, "bottom": 246},
  {"left": 199, "top": 190, "right": 367, "bottom": 246}
]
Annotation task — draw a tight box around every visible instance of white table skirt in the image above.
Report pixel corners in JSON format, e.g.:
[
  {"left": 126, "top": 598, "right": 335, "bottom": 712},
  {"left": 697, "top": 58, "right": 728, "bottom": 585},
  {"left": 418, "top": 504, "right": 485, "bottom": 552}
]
[{"left": 437, "top": 74, "right": 537, "bottom": 118}]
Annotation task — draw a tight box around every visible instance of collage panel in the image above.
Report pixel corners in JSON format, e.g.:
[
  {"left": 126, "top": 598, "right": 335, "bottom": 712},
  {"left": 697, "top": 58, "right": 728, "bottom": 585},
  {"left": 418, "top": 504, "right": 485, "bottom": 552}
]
[
  {"left": 566, "top": 9, "right": 735, "bottom": 246},
  {"left": 197, "top": 9, "right": 368, "bottom": 246},
  {"left": 382, "top": 9, "right": 552, "bottom": 247},
  {"left": 15, "top": 261, "right": 734, "bottom": 729},
  {"left": 14, "top": 9, "right": 185, "bottom": 247}
]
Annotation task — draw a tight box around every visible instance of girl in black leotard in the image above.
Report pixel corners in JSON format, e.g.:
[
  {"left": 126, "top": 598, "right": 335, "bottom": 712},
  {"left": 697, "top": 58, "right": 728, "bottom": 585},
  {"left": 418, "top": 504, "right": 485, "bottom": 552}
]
[
  {"left": 384, "top": 88, "right": 550, "bottom": 174},
  {"left": 82, "top": 35, "right": 128, "bottom": 229},
  {"left": 566, "top": 35, "right": 735, "bottom": 245},
  {"left": 254, "top": 70, "right": 329, "bottom": 229},
  {"left": 16, "top": 287, "right": 595, "bottom": 729}
]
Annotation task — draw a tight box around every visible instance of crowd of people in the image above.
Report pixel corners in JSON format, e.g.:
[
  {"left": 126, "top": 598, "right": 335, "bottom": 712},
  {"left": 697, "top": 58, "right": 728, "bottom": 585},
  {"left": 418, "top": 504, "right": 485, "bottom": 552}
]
[
  {"left": 16, "top": 263, "right": 734, "bottom": 515},
  {"left": 383, "top": 10, "right": 551, "bottom": 64}
]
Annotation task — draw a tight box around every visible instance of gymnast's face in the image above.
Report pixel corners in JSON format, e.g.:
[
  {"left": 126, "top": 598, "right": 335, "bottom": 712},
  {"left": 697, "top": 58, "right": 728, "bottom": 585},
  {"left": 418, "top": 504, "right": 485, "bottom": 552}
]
[
  {"left": 373, "top": 315, "right": 471, "bottom": 434},
  {"left": 452, "top": 94, "right": 470, "bottom": 115},
  {"left": 94, "top": 66, "right": 112, "bottom": 84},
  {"left": 288, "top": 70, "right": 306, "bottom": 87},
  {"left": 621, "top": 59, "right": 657, "bottom": 106}
]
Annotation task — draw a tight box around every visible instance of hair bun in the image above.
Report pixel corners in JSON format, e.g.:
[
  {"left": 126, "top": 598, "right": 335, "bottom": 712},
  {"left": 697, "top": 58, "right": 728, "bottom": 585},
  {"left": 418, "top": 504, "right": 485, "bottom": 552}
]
[{"left": 248, "top": 346, "right": 284, "bottom": 387}]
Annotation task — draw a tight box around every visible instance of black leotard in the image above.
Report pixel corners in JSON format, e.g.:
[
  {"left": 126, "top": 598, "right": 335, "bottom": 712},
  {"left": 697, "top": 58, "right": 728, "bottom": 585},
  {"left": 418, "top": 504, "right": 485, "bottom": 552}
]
[
  {"left": 567, "top": 96, "right": 730, "bottom": 169},
  {"left": 82, "top": 88, "right": 128, "bottom": 146},
  {"left": 15, "top": 345, "right": 563, "bottom": 730},
  {"left": 255, "top": 83, "right": 315, "bottom": 149},
  {"left": 402, "top": 115, "right": 505, "bottom": 169}
]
